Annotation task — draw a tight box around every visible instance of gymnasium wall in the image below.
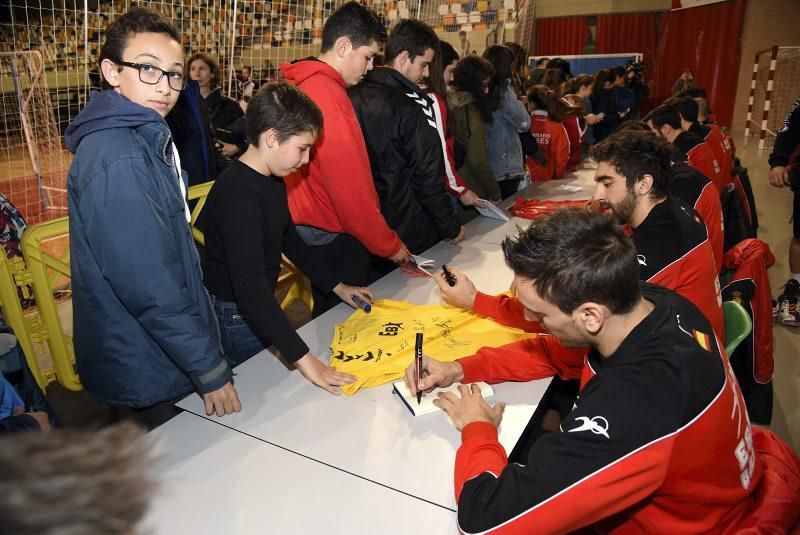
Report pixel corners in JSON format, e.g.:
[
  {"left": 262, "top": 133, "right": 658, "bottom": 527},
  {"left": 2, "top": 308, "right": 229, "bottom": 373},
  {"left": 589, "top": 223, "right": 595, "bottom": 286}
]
[
  {"left": 731, "top": 0, "right": 800, "bottom": 133},
  {"left": 535, "top": 0, "right": 670, "bottom": 18}
]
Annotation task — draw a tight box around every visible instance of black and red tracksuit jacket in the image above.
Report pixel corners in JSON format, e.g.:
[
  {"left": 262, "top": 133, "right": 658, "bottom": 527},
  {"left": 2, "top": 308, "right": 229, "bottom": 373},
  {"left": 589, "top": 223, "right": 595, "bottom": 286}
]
[
  {"left": 673, "top": 130, "right": 724, "bottom": 191},
  {"left": 721, "top": 239, "right": 776, "bottom": 425},
  {"left": 669, "top": 162, "right": 723, "bottom": 273},
  {"left": 468, "top": 197, "right": 724, "bottom": 342},
  {"left": 722, "top": 239, "right": 775, "bottom": 385},
  {"left": 689, "top": 122, "right": 733, "bottom": 187},
  {"left": 454, "top": 284, "right": 800, "bottom": 533},
  {"left": 630, "top": 197, "right": 723, "bottom": 340}
]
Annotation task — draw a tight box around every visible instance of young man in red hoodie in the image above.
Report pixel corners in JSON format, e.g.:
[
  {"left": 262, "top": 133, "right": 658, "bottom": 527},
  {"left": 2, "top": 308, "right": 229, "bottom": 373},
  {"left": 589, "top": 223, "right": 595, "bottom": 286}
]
[{"left": 280, "top": 2, "right": 411, "bottom": 317}]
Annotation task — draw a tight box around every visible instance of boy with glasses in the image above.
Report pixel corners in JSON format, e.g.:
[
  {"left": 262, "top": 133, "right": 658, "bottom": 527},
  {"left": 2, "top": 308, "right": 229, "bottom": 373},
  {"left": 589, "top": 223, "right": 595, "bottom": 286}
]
[{"left": 65, "top": 7, "right": 241, "bottom": 428}]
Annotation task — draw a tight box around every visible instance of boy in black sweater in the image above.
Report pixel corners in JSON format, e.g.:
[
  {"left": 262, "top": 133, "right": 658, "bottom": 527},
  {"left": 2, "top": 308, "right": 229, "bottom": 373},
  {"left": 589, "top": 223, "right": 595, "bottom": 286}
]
[{"left": 202, "top": 83, "right": 374, "bottom": 395}]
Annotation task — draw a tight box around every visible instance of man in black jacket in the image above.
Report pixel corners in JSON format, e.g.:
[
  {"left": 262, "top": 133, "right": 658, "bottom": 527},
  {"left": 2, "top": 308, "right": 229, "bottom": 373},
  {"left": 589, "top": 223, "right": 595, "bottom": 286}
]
[
  {"left": 349, "top": 19, "right": 463, "bottom": 266},
  {"left": 769, "top": 95, "right": 800, "bottom": 326}
]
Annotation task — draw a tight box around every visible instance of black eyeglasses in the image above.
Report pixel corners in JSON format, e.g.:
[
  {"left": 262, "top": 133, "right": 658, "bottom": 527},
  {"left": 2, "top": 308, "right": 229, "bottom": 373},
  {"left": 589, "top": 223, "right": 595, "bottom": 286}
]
[{"left": 115, "top": 61, "right": 187, "bottom": 91}]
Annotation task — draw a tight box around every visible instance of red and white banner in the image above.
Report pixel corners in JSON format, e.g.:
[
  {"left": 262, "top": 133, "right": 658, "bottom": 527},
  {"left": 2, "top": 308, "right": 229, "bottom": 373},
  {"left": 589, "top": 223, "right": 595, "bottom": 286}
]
[{"left": 671, "top": 0, "right": 729, "bottom": 9}]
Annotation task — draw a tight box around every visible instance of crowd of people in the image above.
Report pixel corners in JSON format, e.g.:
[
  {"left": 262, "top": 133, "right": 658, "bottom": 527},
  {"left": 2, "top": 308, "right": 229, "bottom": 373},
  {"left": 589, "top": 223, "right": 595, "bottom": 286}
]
[{"left": 2, "top": 3, "right": 800, "bottom": 533}]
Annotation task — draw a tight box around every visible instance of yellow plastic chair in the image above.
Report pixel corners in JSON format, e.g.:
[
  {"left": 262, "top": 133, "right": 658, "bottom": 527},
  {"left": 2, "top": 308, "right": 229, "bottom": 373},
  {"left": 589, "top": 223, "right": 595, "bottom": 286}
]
[
  {"left": 20, "top": 217, "right": 80, "bottom": 391},
  {"left": 278, "top": 258, "right": 313, "bottom": 311},
  {"left": 0, "top": 248, "right": 54, "bottom": 391},
  {"left": 186, "top": 181, "right": 312, "bottom": 312},
  {"left": 723, "top": 300, "right": 752, "bottom": 357}
]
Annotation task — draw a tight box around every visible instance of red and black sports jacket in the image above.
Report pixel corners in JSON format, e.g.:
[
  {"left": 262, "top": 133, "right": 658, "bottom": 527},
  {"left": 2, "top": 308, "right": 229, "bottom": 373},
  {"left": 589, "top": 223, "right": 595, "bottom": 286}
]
[
  {"left": 673, "top": 131, "right": 724, "bottom": 191},
  {"left": 690, "top": 122, "right": 733, "bottom": 188},
  {"left": 668, "top": 162, "right": 723, "bottom": 273},
  {"left": 454, "top": 284, "right": 800, "bottom": 534},
  {"left": 630, "top": 197, "right": 723, "bottom": 340},
  {"left": 470, "top": 198, "right": 724, "bottom": 341}
]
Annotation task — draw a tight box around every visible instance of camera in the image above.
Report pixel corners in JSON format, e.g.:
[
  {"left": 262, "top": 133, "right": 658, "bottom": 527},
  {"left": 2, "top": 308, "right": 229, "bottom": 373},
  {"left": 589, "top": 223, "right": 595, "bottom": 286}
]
[{"left": 625, "top": 60, "right": 647, "bottom": 86}]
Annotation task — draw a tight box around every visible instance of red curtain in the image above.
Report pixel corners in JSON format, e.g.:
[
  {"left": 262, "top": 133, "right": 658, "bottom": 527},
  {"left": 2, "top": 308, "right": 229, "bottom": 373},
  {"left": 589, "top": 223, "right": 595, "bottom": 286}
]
[
  {"left": 651, "top": 0, "right": 746, "bottom": 127},
  {"left": 535, "top": 16, "right": 590, "bottom": 56},
  {"left": 595, "top": 13, "right": 659, "bottom": 67}
]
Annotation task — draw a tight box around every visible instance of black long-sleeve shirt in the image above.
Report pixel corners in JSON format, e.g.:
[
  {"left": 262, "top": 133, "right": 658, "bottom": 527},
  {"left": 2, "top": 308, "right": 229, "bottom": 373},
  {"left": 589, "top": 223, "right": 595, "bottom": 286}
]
[
  {"left": 768, "top": 96, "right": 800, "bottom": 171},
  {"left": 202, "top": 161, "right": 339, "bottom": 363}
]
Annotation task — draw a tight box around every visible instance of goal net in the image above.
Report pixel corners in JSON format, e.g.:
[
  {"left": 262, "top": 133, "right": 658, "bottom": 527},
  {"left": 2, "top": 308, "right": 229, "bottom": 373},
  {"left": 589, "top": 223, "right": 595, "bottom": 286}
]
[{"left": 745, "top": 45, "right": 800, "bottom": 150}]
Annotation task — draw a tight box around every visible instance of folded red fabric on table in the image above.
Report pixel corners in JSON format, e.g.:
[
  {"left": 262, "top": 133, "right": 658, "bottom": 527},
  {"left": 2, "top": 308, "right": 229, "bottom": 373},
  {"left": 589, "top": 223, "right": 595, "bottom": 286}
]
[{"left": 509, "top": 198, "right": 593, "bottom": 220}]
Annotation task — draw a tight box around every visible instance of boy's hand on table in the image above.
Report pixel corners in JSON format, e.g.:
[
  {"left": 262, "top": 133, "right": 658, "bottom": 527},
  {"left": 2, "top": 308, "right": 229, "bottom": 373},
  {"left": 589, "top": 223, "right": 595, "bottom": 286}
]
[
  {"left": 296, "top": 353, "right": 357, "bottom": 396},
  {"left": 203, "top": 381, "right": 242, "bottom": 417}
]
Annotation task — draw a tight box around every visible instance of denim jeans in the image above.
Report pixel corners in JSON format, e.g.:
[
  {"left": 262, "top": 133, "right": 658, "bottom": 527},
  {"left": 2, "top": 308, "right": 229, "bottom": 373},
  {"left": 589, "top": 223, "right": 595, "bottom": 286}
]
[{"left": 209, "top": 294, "right": 269, "bottom": 368}]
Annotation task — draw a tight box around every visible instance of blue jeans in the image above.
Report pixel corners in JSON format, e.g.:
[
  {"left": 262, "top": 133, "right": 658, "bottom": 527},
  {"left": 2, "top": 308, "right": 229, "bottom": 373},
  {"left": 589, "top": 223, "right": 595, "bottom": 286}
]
[{"left": 209, "top": 294, "right": 268, "bottom": 368}]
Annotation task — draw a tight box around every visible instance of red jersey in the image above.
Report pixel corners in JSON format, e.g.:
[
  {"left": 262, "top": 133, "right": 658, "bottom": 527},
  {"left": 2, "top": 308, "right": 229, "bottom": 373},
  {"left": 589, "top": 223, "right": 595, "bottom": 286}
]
[
  {"left": 454, "top": 285, "right": 800, "bottom": 534},
  {"left": 673, "top": 131, "right": 724, "bottom": 192},
  {"left": 527, "top": 111, "right": 569, "bottom": 181},
  {"left": 280, "top": 60, "right": 403, "bottom": 258}
]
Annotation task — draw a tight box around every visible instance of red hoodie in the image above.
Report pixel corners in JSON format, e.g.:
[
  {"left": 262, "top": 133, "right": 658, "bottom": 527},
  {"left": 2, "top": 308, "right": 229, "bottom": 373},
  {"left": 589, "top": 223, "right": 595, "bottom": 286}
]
[
  {"left": 527, "top": 111, "right": 569, "bottom": 181},
  {"left": 280, "top": 60, "right": 403, "bottom": 257}
]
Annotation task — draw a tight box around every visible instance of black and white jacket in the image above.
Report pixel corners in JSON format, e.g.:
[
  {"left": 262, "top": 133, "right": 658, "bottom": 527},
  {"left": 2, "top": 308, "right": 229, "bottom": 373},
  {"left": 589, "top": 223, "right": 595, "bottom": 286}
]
[{"left": 349, "top": 67, "right": 461, "bottom": 254}]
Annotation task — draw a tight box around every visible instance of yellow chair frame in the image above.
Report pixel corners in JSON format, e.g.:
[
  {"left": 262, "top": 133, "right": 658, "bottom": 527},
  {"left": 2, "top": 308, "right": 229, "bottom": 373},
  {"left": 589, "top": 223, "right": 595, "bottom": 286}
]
[
  {"left": 0, "top": 248, "right": 54, "bottom": 390},
  {"left": 20, "top": 217, "right": 80, "bottom": 390}
]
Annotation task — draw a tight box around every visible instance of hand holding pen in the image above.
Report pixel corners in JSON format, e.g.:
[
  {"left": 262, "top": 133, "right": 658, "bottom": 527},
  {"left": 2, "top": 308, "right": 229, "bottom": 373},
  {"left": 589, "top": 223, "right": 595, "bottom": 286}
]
[{"left": 414, "top": 332, "right": 423, "bottom": 405}]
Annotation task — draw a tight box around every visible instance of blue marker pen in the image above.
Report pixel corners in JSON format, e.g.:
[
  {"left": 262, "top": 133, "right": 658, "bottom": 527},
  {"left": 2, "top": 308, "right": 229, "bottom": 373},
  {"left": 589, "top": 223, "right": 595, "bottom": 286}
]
[{"left": 352, "top": 295, "right": 372, "bottom": 313}]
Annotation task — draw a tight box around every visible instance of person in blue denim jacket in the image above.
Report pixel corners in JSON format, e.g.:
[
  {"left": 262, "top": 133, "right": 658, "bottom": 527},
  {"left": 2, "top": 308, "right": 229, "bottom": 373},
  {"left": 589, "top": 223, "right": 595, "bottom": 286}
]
[
  {"left": 483, "top": 45, "right": 531, "bottom": 199},
  {"left": 64, "top": 7, "right": 241, "bottom": 427}
]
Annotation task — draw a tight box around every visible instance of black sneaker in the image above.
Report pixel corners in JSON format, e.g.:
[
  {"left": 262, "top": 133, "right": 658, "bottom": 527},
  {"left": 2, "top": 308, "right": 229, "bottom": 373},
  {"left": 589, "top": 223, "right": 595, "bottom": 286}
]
[{"left": 776, "top": 279, "right": 800, "bottom": 327}]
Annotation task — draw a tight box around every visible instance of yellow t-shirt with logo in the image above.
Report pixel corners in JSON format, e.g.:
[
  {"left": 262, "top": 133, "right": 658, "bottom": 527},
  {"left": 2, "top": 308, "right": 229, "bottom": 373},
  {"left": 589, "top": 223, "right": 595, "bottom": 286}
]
[{"left": 329, "top": 299, "right": 537, "bottom": 395}]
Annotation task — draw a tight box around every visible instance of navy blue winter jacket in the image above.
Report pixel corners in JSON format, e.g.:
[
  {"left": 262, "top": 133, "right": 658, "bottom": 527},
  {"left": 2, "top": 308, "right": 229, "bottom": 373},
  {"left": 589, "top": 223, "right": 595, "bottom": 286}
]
[{"left": 65, "top": 90, "right": 232, "bottom": 408}]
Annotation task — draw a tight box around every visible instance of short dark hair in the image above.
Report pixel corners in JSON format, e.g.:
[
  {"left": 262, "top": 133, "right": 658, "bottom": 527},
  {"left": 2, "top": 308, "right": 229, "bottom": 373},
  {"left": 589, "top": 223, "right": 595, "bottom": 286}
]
[
  {"left": 610, "top": 65, "right": 626, "bottom": 79},
  {"left": 439, "top": 40, "right": 459, "bottom": 68},
  {"left": 648, "top": 105, "right": 682, "bottom": 130},
  {"left": 188, "top": 52, "right": 222, "bottom": 90},
  {"left": 0, "top": 422, "right": 156, "bottom": 534},
  {"left": 547, "top": 57, "right": 572, "bottom": 78},
  {"left": 535, "top": 57, "right": 549, "bottom": 67},
  {"left": 246, "top": 82, "right": 323, "bottom": 146},
  {"left": 99, "top": 7, "right": 181, "bottom": 89},
  {"left": 671, "top": 96, "right": 700, "bottom": 123},
  {"left": 590, "top": 130, "right": 673, "bottom": 199},
  {"left": 502, "top": 208, "right": 641, "bottom": 315},
  {"left": 384, "top": 19, "right": 438, "bottom": 64},
  {"left": 321, "top": 1, "right": 386, "bottom": 53}
]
